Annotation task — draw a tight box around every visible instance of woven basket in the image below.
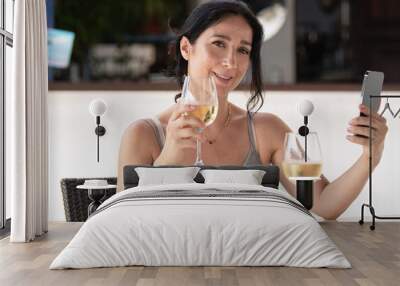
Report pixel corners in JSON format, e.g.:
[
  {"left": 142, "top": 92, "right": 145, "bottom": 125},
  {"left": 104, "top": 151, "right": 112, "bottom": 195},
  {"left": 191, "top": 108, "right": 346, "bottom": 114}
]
[{"left": 61, "top": 177, "right": 117, "bottom": 222}]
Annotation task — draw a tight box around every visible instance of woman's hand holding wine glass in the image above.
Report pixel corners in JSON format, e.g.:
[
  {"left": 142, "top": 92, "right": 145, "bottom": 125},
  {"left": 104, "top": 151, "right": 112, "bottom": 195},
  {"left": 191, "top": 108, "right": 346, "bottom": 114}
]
[
  {"left": 180, "top": 75, "right": 218, "bottom": 165},
  {"left": 154, "top": 103, "right": 205, "bottom": 165},
  {"left": 155, "top": 75, "right": 218, "bottom": 166}
]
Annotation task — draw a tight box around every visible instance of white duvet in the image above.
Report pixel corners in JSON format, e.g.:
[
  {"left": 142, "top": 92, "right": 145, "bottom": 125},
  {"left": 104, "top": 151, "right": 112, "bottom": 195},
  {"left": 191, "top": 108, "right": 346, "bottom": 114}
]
[{"left": 50, "top": 183, "right": 351, "bottom": 269}]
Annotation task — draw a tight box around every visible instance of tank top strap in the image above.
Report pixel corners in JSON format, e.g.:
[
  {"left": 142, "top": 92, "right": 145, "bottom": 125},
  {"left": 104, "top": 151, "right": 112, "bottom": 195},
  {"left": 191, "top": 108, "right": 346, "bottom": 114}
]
[
  {"left": 246, "top": 111, "right": 258, "bottom": 152},
  {"left": 143, "top": 118, "right": 165, "bottom": 149}
]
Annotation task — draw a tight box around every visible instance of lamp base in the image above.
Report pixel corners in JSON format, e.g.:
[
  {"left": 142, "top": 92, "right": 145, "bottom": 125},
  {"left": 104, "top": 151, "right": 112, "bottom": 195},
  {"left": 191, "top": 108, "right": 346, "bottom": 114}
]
[
  {"left": 296, "top": 180, "right": 313, "bottom": 210},
  {"left": 95, "top": 125, "right": 106, "bottom": 136}
]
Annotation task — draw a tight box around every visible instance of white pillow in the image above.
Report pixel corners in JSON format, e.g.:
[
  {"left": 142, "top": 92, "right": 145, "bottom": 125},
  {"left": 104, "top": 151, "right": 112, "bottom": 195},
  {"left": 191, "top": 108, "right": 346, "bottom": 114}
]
[
  {"left": 200, "top": 169, "right": 266, "bottom": 185},
  {"left": 135, "top": 167, "right": 200, "bottom": 186}
]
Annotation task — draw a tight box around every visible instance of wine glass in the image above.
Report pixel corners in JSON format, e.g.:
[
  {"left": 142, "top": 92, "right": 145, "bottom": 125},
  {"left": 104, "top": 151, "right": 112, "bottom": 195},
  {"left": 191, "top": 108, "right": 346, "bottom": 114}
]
[
  {"left": 281, "top": 132, "right": 322, "bottom": 180},
  {"left": 181, "top": 75, "right": 218, "bottom": 165}
]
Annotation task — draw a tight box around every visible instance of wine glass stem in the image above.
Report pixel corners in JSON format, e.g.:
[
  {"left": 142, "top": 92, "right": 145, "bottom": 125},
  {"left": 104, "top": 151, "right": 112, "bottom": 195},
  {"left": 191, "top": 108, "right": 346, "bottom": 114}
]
[{"left": 195, "top": 128, "right": 204, "bottom": 166}]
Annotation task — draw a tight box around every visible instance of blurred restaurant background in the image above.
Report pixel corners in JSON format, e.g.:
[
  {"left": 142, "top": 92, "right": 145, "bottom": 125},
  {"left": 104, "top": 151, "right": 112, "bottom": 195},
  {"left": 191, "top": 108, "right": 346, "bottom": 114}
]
[
  {"left": 2, "top": 0, "right": 400, "bottom": 228},
  {"left": 47, "top": 0, "right": 400, "bottom": 88}
]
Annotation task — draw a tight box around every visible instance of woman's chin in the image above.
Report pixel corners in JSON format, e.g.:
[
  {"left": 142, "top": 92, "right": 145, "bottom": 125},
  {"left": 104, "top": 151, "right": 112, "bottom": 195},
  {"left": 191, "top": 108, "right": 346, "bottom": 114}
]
[{"left": 217, "top": 81, "right": 241, "bottom": 97}]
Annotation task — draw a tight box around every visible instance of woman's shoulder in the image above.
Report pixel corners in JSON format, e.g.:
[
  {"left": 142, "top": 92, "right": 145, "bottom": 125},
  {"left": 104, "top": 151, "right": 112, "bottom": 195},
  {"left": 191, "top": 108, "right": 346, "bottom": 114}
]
[
  {"left": 253, "top": 112, "right": 291, "bottom": 132},
  {"left": 230, "top": 106, "right": 290, "bottom": 134},
  {"left": 252, "top": 111, "right": 292, "bottom": 146},
  {"left": 123, "top": 104, "right": 176, "bottom": 139},
  {"left": 121, "top": 119, "right": 159, "bottom": 147},
  {"left": 124, "top": 118, "right": 153, "bottom": 135}
]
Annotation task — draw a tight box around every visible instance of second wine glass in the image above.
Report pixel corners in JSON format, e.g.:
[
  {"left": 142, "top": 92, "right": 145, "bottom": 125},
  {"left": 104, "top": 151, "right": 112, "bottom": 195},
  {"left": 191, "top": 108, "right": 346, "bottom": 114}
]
[
  {"left": 181, "top": 75, "right": 218, "bottom": 165},
  {"left": 281, "top": 132, "right": 323, "bottom": 180}
]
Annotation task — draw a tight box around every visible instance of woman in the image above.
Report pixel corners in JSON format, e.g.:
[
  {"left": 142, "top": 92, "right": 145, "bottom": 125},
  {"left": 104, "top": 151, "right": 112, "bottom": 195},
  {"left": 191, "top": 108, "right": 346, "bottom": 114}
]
[{"left": 117, "top": 0, "right": 388, "bottom": 220}]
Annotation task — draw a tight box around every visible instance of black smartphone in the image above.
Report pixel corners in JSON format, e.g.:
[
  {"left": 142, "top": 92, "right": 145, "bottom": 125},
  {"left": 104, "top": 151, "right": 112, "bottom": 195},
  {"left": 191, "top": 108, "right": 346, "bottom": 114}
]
[
  {"left": 360, "top": 71, "right": 384, "bottom": 117},
  {"left": 355, "top": 71, "right": 384, "bottom": 138}
]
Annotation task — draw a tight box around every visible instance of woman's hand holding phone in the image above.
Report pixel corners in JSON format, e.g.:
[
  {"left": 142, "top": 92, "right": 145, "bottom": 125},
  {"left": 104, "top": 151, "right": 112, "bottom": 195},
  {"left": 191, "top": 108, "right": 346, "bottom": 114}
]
[{"left": 346, "top": 104, "right": 388, "bottom": 167}]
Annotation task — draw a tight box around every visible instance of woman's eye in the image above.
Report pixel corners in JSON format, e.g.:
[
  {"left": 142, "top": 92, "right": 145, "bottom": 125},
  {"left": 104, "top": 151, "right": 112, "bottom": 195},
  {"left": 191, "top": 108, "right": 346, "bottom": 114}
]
[
  {"left": 213, "top": 41, "right": 225, "bottom": 48},
  {"left": 239, "top": 48, "right": 250, "bottom": 55}
]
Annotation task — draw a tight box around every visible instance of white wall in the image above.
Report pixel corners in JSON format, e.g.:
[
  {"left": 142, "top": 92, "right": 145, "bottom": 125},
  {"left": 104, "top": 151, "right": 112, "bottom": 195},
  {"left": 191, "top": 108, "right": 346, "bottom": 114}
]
[{"left": 48, "top": 89, "right": 400, "bottom": 221}]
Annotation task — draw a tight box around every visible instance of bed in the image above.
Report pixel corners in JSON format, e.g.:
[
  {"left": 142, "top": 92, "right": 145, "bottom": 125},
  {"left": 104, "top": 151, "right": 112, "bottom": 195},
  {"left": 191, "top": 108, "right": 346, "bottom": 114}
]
[{"left": 50, "top": 165, "right": 350, "bottom": 269}]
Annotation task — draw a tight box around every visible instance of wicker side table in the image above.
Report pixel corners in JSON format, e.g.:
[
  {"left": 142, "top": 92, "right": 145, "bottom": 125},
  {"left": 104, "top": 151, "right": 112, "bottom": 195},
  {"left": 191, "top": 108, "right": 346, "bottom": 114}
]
[
  {"left": 61, "top": 177, "right": 117, "bottom": 222},
  {"left": 77, "top": 185, "right": 116, "bottom": 216}
]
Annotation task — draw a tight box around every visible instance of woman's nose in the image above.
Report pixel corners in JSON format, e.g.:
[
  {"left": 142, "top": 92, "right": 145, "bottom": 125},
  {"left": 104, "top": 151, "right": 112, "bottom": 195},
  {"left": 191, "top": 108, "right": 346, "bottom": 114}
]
[{"left": 221, "top": 50, "right": 237, "bottom": 68}]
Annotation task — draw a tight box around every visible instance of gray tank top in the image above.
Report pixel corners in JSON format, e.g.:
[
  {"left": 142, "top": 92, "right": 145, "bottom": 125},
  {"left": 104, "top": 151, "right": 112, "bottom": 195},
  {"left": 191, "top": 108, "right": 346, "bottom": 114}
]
[{"left": 144, "top": 112, "right": 262, "bottom": 166}]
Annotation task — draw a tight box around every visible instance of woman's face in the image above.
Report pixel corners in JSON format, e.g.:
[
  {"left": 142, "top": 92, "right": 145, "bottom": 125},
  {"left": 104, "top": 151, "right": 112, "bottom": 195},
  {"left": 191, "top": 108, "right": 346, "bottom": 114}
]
[{"left": 180, "top": 15, "right": 253, "bottom": 97}]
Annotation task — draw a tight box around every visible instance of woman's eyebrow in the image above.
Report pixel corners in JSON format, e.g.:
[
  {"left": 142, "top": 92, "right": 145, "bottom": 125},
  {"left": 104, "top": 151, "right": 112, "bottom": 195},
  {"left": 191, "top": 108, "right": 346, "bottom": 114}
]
[{"left": 211, "top": 34, "right": 252, "bottom": 47}]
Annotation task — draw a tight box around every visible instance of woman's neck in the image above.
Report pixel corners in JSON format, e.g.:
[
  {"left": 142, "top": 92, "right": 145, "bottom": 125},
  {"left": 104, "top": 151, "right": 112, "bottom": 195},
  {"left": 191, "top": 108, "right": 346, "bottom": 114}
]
[{"left": 216, "top": 98, "right": 231, "bottom": 126}]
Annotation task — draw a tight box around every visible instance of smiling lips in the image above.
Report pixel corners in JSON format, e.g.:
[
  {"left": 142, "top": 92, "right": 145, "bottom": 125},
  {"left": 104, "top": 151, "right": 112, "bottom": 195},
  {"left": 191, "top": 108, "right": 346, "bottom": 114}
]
[{"left": 213, "top": 72, "right": 233, "bottom": 84}]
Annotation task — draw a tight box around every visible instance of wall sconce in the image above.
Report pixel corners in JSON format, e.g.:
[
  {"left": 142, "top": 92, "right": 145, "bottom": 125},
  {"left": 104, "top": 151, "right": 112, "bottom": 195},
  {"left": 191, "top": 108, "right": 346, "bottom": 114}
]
[{"left": 89, "top": 99, "right": 107, "bottom": 162}]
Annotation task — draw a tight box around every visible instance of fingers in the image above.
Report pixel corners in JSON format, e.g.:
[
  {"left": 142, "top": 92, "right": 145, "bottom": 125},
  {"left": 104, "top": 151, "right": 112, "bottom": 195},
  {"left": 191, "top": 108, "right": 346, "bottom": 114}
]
[
  {"left": 169, "top": 103, "right": 205, "bottom": 129},
  {"left": 170, "top": 104, "right": 196, "bottom": 121},
  {"left": 166, "top": 103, "right": 206, "bottom": 147},
  {"left": 349, "top": 109, "right": 385, "bottom": 130},
  {"left": 177, "top": 138, "right": 198, "bottom": 149},
  {"left": 176, "top": 116, "right": 205, "bottom": 130},
  {"left": 174, "top": 129, "right": 205, "bottom": 149},
  {"left": 346, "top": 122, "right": 387, "bottom": 141},
  {"left": 176, "top": 127, "right": 205, "bottom": 141},
  {"left": 347, "top": 105, "right": 389, "bottom": 146},
  {"left": 346, "top": 134, "right": 369, "bottom": 145},
  {"left": 358, "top": 104, "right": 386, "bottom": 122},
  {"left": 170, "top": 104, "right": 206, "bottom": 128},
  {"left": 347, "top": 125, "right": 377, "bottom": 139}
]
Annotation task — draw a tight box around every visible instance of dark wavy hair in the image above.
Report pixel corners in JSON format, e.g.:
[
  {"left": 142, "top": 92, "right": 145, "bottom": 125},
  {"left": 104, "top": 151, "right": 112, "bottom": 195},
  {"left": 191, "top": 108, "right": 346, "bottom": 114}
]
[{"left": 167, "top": 0, "right": 264, "bottom": 112}]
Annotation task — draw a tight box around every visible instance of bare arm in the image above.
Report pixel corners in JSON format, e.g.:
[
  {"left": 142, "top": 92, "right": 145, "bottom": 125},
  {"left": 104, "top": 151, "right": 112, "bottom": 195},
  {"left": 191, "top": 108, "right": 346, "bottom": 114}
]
[
  {"left": 273, "top": 143, "right": 362, "bottom": 220},
  {"left": 307, "top": 105, "right": 387, "bottom": 219},
  {"left": 271, "top": 105, "right": 388, "bottom": 220},
  {"left": 117, "top": 104, "right": 205, "bottom": 192},
  {"left": 116, "top": 120, "right": 156, "bottom": 192},
  {"left": 310, "top": 156, "right": 371, "bottom": 219}
]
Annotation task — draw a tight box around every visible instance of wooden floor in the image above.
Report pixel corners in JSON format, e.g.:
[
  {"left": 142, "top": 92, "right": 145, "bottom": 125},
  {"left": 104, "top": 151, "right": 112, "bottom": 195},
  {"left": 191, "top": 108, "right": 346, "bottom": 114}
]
[{"left": 1, "top": 222, "right": 400, "bottom": 286}]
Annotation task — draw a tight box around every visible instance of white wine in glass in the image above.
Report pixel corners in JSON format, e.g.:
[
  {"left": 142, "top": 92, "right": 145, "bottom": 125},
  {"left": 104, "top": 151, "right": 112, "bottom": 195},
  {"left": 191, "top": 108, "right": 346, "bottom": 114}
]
[
  {"left": 281, "top": 162, "right": 322, "bottom": 179},
  {"left": 188, "top": 104, "right": 218, "bottom": 126},
  {"left": 181, "top": 75, "right": 218, "bottom": 165},
  {"left": 282, "top": 132, "right": 322, "bottom": 180}
]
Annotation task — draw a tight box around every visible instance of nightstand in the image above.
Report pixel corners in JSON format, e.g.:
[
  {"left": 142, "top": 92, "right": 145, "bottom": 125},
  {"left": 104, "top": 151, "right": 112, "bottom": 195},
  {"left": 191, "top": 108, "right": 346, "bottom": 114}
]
[{"left": 76, "top": 184, "right": 116, "bottom": 216}]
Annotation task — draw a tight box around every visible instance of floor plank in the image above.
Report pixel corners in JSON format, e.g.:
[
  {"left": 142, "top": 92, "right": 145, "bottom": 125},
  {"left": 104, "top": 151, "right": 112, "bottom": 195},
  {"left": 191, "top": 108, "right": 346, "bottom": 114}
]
[{"left": 0, "top": 222, "right": 399, "bottom": 286}]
